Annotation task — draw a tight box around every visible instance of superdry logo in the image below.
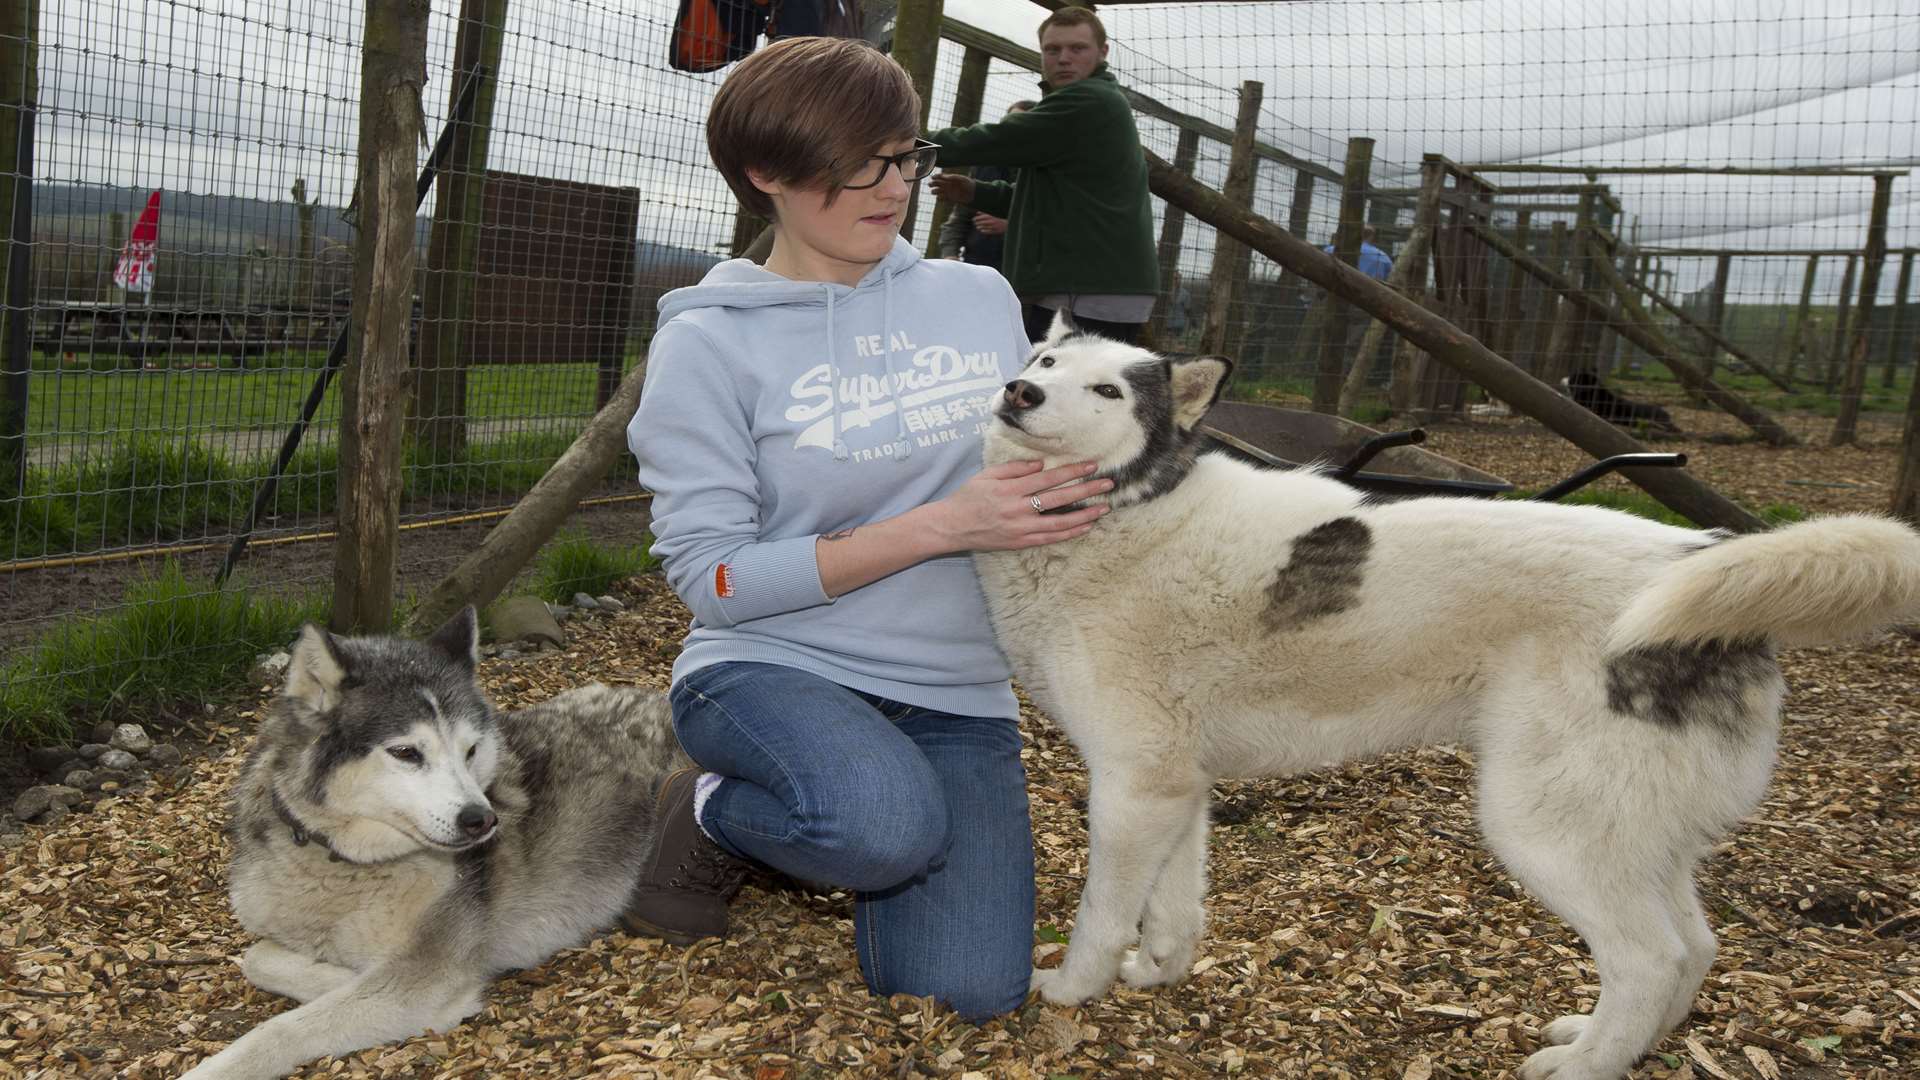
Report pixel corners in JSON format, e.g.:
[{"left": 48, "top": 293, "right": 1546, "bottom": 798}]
[{"left": 784, "top": 345, "right": 1006, "bottom": 453}]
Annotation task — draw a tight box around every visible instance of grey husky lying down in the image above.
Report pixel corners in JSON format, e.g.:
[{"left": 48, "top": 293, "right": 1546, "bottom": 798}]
[
  {"left": 974, "top": 319, "right": 1920, "bottom": 1080},
  {"left": 183, "top": 609, "right": 688, "bottom": 1079}
]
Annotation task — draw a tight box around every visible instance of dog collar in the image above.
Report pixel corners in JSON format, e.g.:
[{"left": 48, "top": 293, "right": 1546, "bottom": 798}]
[{"left": 270, "top": 786, "right": 353, "bottom": 864}]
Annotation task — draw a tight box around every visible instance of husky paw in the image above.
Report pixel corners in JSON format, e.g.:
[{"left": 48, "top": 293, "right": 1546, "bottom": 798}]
[
  {"left": 1028, "top": 965, "right": 1108, "bottom": 1007},
  {"left": 1516, "top": 1043, "right": 1616, "bottom": 1080},
  {"left": 1539, "top": 1014, "right": 1592, "bottom": 1046},
  {"left": 1119, "top": 944, "right": 1193, "bottom": 988}
]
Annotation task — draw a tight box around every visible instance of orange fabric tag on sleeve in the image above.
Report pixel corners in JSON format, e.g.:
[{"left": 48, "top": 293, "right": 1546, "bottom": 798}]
[{"left": 714, "top": 563, "right": 734, "bottom": 599}]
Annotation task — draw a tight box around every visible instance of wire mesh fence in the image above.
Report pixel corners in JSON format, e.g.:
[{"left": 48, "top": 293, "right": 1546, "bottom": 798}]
[{"left": 2, "top": 0, "right": 1917, "bottom": 744}]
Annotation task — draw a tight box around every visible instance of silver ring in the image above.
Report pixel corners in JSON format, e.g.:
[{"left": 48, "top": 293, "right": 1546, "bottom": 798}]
[{"left": 1029, "top": 494, "right": 1045, "bottom": 513}]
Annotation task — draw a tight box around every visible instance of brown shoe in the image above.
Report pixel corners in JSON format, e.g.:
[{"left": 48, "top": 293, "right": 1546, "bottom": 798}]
[{"left": 621, "top": 767, "right": 748, "bottom": 945}]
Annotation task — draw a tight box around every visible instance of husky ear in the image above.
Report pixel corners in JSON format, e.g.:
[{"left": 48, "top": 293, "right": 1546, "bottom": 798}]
[
  {"left": 426, "top": 605, "right": 480, "bottom": 670},
  {"left": 1042, "top": 307, "right": 1077, "bottom": 347},
  {"left": 285, "top": 623, "right": 352, "bottom": 713},
  {"left": 1169, "top": 355, "right": 1234, "bottom": 432}
]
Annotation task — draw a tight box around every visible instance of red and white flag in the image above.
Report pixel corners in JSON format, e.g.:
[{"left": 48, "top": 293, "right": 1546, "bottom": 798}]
[{"left": 112, "top": 190, "right": 161, "bottom": 294}]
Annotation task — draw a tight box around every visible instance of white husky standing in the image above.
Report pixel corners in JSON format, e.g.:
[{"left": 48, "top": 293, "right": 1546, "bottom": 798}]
[
  {"left": 182, "top": 609, "right": 689, "bottom": 1080},
  {"left": 975, "top": 320, "right": 1920, "bottom": 1080}
]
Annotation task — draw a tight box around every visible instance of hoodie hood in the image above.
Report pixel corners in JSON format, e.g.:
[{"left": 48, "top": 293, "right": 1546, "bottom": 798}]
[
  {"left": 659, "top": 238, "right": 924, "bottom": 462},
  {"left": 658, "top": 236, "right": 923, "bottom": 321}
]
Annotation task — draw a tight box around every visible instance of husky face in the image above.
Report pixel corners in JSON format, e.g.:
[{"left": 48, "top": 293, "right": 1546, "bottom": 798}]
[
  {"left": 987, "top": 314, "right": 1233, "bottom": 505},
  {"left": 277, "top": 608, "right": 503, "bottom": 861}
]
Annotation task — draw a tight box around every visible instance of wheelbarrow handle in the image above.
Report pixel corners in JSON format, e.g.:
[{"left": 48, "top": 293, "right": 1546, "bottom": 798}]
[
  {"left": 1332, "top": 428, "right": 1427, "bottom": 480},
  {"left": 1533, "top": 452, "right": 1688, "bottom": 503}
]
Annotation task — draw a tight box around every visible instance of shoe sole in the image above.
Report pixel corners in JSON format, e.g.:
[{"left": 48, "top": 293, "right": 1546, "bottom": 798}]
[{"left": 618, "top": 912, "right": 724, "bottom": 948}]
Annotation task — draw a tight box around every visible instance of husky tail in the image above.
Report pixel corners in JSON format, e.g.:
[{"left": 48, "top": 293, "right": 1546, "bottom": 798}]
[{"left": 1609, "top": 514, "right": 1920, "bottom": 653}]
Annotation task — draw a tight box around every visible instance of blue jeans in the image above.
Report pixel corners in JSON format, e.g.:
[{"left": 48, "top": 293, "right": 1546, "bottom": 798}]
[{"left": 670, "top": 661, "right": 1035, "bottom": 1022}]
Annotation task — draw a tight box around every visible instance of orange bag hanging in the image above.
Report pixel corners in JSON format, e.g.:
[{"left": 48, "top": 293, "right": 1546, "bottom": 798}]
[{"left": 668, "top": 0, "right": 773, "bottom": 73}]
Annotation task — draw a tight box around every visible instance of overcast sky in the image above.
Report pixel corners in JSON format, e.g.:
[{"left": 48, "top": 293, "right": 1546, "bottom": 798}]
[{"left": 41, "top": 0, "right": 1920, "bottom": 301}]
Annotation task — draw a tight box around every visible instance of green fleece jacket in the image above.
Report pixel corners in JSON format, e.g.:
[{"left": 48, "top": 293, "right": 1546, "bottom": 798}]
[{"left": 930, "top": 65, "right": 1158, "bottom": 299}]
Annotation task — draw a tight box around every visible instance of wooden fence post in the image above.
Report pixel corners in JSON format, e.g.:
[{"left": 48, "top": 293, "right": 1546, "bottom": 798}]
[
  {"left": 411, "top": 0, "right": 506, "bottom": 462},
  {"left": 1527, "top": 221, "right": 1568, "bottom": 384},
  {"left": 1895, "top": 358, "right": 1920, "bottom": 525},
  {"left": 1339, "top": 163, "right": 1437, "bottom": 417},
  {"left": 1200, "top": 81, "right": 1263, "bottom": 358},
  {"left": 1831, "top": 174, "right": 1893, "bottom": 446},
  {"left": 1703, "top": 253, "right": 1732, "bottom": 376},
  {"left": 1785, "top": 254, "right": 1820, "bottom": 384},
  {"left": 924, "top": 45, "right": 989, "bottom": 260},
  {"left": 890, "top": 0, "right": 944, "bottom": 244},
  {"left": 334, "top": 0, "right": 431, "bottom": 634},
  {"left": 1493, "top": 209, "right": 1531, "bottom": 364},
  {"left": 1148, "top": 127, "right": 1201, "bottom": 343},
  {"left": 1312, "top": 135, "right": 1372, "bottom": 413},
  {"left": 1387, "top": 163, "right": 1442, "bottom": 416},
  {"left": 1273, "top": 167, "right": 1316, "bottom": 347},
  {"left": 1881, "top": 251, "right": 1913, "bottom": 390},
  {"left": 0, "top": 0, "right": 37, "bottom": 496},
  {"left": 1541, "top": 196, "right": 1593, "bottom": 390},
  {"left": 1826, "top": 254, "right": 1858, "bottom": 394}
]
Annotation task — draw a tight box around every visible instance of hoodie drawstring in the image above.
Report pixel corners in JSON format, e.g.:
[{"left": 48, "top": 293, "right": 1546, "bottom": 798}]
[
  {"left": 882, "top": 271, "right": 911, "bottom": 461},
  {"left": 826, "top": 286, "right": 849, "bottom": 461}
]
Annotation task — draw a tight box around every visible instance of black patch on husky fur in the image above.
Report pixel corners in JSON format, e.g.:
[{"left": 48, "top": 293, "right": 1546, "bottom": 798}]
[
  {"left": 1263, "top": 517, "right": 1372, "bottom": 630},
  {"left": 1107, "top": 359, "right": 1209, "bottom": 505},
  {"left": 1605, "top": 640, "right": 1778, "bottom": 732}
]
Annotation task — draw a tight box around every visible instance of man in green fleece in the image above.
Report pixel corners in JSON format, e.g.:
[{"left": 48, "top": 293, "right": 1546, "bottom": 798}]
[{"left": 927, "top": 6, "right": 1158, "bottom": 344}]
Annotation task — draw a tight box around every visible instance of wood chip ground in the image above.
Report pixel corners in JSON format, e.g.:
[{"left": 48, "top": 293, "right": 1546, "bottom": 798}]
[{"left": 3, "top": 411, "right": 1917, "bottom": 1079}]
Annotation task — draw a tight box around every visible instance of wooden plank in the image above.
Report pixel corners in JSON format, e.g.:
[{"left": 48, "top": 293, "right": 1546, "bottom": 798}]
[
  {"left": 1464, "top": 163, "right": 1905, "bottom": 178},
  {"left": 1143, "top": 147, "right": 1766, "bottom": 532},
  {"left": 1638, "top": 247, "right": 1915, "bottom": 258}
]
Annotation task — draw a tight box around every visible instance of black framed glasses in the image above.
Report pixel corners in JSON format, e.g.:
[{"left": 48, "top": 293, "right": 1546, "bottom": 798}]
[{"left": 842, "top": 140, "right": 942, "bottom": 190}]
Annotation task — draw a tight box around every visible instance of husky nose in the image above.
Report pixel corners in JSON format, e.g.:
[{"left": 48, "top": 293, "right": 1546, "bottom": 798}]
[
  {"left": 1004, "top": 379, "right": 1045, "bottom": 410},
  {"left": 456, "top": 804, "right": 497, "bottom": 839}
]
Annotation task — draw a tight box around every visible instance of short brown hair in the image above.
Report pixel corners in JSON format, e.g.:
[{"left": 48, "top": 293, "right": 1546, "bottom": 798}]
[
  {"left": 1038, "top": 6, "right": 1107, "bottom": 49},
  {"left": 707, "top": 37, "right": 920, "bottom": 221}
]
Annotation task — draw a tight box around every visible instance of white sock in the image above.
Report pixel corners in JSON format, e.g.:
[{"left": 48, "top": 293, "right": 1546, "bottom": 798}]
[{"left": 691, "top": 771, "right": 724, "bottom": 843}]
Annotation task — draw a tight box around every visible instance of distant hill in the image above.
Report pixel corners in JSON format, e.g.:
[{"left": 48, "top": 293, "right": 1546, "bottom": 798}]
[{"left": 33, "top": 182, "right": 724, "bottom": 280}]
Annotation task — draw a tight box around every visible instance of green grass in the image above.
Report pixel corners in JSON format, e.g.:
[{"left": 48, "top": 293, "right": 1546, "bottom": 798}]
[
  {"left": 0, "top": 561, "right": 326, "bottom": 748},
  {"left": 0, "top": 430, "right": 610, "bottom": 561},
  {"left": 24, "top": 355, "right": 643, "bottom": 447},
  {"left": 526, "top": 528, "right": 658, "bottom": 606},
  {"left": 1610, "top": 360, "right": 1914, "bottom": 419}
]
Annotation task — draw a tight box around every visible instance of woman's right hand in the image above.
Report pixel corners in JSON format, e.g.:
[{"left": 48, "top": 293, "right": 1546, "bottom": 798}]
[{"left": 923, "top": 460, "right": 1113, "bottom": 553}]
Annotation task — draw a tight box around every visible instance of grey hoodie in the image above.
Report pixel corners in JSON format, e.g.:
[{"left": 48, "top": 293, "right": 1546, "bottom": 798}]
[{"left": 628, "top": 238, "right": 1029, "bottom": 718}]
